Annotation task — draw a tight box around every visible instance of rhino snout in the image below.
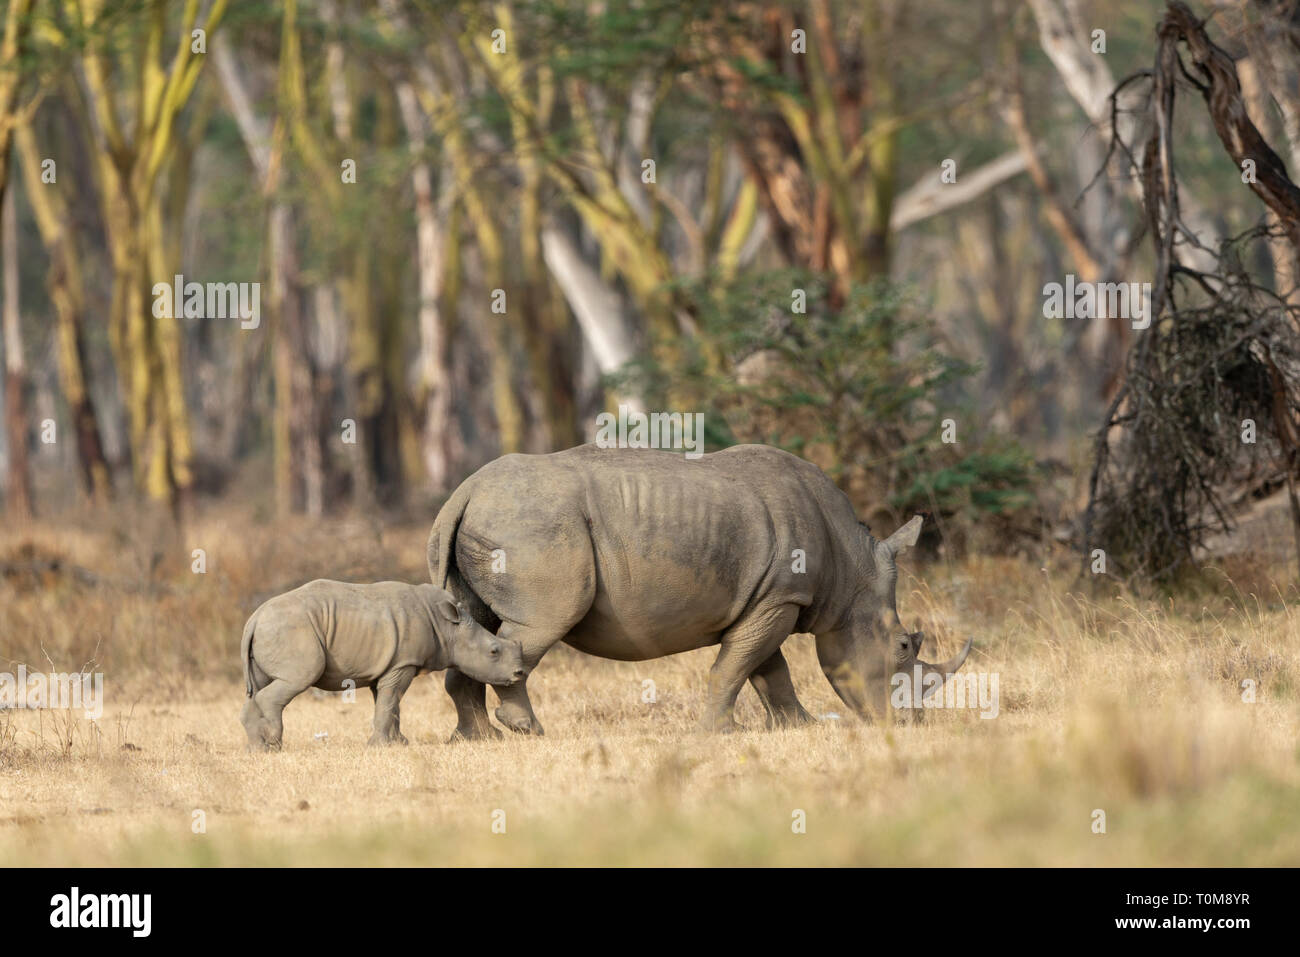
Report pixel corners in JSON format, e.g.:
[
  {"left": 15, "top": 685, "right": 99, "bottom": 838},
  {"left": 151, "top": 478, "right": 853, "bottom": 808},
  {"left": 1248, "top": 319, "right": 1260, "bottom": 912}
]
[
  {"left": 505, "top": 648, "right": 528, "bottom": 684},
  {"left": 493, "top": 638, "right": 527, "bottom": 685}
]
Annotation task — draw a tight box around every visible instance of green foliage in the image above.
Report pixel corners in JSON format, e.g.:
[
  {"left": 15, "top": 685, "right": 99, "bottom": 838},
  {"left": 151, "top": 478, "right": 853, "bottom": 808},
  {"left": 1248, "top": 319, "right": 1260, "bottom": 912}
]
[
  {"left": 892, "top": 443, "right": 1038, "bottom": 519},
  {"left": 515, "top": 0, "right": 708, "bottom": 85},
  {"left": 609, "top": 270, "right": 1040, "bottom": 533}
]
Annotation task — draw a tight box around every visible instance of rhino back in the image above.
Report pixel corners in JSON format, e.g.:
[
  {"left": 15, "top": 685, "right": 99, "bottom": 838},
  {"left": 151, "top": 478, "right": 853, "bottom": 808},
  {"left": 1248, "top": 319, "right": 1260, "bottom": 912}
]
[
  {"left": 266, "top": 580, "right": 431, "bottom": 686},
  {"left": 455, "top": 445, "right": 851, "bottom": 655}
]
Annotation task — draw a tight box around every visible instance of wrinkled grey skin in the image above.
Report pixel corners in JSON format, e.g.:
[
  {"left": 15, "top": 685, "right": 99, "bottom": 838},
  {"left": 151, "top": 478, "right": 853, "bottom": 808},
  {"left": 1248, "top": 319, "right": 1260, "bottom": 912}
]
[
  {"left": 427, "top": 444, "right": 972, "bottom": 738},
  {"left": 240, "top": 580, "right": 526, "bottom": 750}
]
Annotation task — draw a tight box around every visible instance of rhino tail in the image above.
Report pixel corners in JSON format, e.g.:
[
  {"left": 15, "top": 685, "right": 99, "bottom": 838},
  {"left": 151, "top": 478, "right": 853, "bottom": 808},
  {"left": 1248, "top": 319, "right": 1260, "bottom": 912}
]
[
  {"left": 427, "top": 478, "right": 474, "bottom": 590},
  {"left": 241, "top": 613, "right": 258, "bottom": 698}
]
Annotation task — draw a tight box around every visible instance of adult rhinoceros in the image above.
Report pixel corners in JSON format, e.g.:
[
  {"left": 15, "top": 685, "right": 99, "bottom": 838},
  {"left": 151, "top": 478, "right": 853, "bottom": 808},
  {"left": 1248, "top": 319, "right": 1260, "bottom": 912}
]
[{"left": 427, "top": 443, "right": 971, "bottom": 738}]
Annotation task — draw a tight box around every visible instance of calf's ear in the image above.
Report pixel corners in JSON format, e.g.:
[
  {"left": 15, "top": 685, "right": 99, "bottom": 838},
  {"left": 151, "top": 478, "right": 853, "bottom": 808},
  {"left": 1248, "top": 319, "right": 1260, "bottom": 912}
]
[
  {"left": 434, "top": 598, "right": 461, "bottom": 624},
  {"left": 883, "top": 515, "right": 924, "bottom": 555}
]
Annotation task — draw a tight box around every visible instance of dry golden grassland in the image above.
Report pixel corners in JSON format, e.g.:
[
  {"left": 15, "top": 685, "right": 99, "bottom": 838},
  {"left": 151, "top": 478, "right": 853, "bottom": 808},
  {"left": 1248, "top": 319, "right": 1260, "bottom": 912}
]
[{"left": 1, "top": 505, "right": 1298, "bottom": 866}]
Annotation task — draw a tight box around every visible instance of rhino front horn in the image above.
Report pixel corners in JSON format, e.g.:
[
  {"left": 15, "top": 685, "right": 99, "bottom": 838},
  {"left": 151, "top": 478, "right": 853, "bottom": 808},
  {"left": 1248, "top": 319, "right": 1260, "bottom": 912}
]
[{"left": 919, "top": 636, "right": 973, "bottom": 695}]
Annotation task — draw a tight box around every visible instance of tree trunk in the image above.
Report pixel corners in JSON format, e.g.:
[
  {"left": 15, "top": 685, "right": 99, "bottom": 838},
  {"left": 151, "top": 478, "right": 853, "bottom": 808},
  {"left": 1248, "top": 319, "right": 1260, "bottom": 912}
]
[
  {"left": 15, "top": 123, "right": 110, "bottom": 501},
  {"left": 269, "top": 203, "right": 322, "bottom": 516},
  {"left": 215, "top": 33, "right": 327, "bottom": 515},
  {"left": 393, "top": 76, "right": 455, "bottom": 489},
  {"left": 2, "top": 184, "right": 32, "bottom": 518}
]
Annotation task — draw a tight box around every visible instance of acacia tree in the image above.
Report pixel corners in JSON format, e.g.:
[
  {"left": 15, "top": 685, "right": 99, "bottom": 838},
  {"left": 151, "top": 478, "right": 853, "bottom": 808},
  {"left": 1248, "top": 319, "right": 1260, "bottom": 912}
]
[
  {"left": 61, "top": 0, "right": 229, "bottom": 512},
  {"left": 456, "top": 2, "right": 1029, "bottom": 345},
  {"left": 15, "top": 116, "right": 111, "bottom": 502}
]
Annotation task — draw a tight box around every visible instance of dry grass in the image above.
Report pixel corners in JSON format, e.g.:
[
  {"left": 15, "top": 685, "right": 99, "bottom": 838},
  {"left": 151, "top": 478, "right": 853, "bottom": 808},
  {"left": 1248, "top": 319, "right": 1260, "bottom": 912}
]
[{"left": 1, "top": 508, "right": 1298, "bottom": 866}]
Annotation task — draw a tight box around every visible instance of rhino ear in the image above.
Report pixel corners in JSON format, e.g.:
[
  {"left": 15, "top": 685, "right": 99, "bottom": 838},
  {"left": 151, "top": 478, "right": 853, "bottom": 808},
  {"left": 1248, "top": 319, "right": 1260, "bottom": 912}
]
[
  {"left": 883, "top": 515, "right": 924, "bottom": 555},
  {"left": 434, "top": 598, "right": 461, "bottom": 624}
]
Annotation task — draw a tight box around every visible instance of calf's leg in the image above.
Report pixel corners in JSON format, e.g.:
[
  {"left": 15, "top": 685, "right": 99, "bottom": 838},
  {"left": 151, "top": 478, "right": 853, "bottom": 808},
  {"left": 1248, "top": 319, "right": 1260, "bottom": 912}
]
[
  {"left": 243, "top": 627, "right": 324, "bottom": 751},
  {"left": 240, "top": 697, "right": 264, "bottom": 748},
  {"left": 247, "top": 678, "right": 309, "bottom": 750},
  {"left": 369, "top": 666, "right": 417, "bottom": 746},
  {"left": 445, "top": 668, "right": 503, "bottom": 742}
]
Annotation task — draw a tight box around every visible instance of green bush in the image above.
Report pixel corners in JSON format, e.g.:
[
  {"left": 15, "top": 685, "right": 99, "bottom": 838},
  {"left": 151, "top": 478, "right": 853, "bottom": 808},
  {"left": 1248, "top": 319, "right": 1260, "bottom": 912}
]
[{"left": 609, "top": 270, "right": 1040, "bottom": 547}]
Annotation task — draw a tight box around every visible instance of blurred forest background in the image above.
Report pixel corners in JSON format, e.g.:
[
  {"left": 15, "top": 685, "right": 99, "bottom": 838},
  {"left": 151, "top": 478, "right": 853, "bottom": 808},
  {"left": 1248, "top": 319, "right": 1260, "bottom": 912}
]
[{"left": 1, "top": 0, "right": 1300, "bottom": 585}]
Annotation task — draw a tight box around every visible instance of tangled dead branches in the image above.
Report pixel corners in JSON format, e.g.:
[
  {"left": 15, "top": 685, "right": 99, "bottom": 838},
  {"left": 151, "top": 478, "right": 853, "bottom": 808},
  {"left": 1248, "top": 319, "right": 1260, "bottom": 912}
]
[{"left": 1084, "top": 1, "right": 1300, "bottom": 586}]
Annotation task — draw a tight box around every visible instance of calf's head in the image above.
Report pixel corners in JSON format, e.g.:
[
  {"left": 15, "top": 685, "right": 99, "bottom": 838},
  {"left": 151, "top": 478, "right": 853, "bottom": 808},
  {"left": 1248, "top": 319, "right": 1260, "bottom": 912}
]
[
  {"left": 815, "top": 515, "right": 972, "bottom": 722},
  {"left": 431, "top": 596, "right": 527, "bottom": 686}
]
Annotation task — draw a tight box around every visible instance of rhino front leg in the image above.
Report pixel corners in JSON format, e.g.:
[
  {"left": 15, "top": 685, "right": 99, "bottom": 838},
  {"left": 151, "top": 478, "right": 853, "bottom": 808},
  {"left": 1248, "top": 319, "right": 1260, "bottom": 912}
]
[
  {"left": 748, "top": 648, "right": 815, "bottom": 729},
  {"left": 444, "top": 669, "right": 504, "bottom": 742},
  {"left": 368, "top": 666, "right": 416, "bottom": 746},
  {"left": 702, "top": 604, "right": 801, "bottom": 733}
]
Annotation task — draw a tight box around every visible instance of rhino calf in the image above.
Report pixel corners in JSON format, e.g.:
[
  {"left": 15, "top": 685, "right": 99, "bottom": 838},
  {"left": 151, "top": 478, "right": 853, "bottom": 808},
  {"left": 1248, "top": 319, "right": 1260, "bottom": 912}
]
[{"left": 239, "top": 580, "right": 526, "bottom": 750}]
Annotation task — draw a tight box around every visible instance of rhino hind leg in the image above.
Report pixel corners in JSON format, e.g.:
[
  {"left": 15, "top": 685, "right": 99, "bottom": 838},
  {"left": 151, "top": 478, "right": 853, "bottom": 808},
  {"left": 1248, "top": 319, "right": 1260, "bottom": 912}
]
[
  {"left": 441, "top": 556, "right": 505, "bottom": 742},
  {"left": 702, "top": 603, "right": 801, "bottom": 733},
  {"left": 494, "top": 690, "right": 542, "bottom": 736},
  {"left": 451, "top": 515, "right": 595, "bottom": 738},
  {"left": 444, "top": 669, "right": 504, "bottom": 742},
  {"left": 242, "top": 628, "right": 325, "bottom": 751},
  {"left": 490, "top": 619, "right": 580, "bottom": 736},
  {"left": 240, "top": 697, "right": 265, "bottom": 749},
  {"left": 245, "top": 678, "right": 310, "bottom": 751},
  {"left": 748, "top": 649, "right": 815, "bottom": 730},
  {"left": 446, "top": 663, "right": 543, "bottom": 738}
]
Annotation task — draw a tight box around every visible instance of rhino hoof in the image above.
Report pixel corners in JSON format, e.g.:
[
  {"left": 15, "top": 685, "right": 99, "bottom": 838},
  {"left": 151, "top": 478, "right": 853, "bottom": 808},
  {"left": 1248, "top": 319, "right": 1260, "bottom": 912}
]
[
  {"left": 699, "top": 717, "right": 741, "bottom": 734},
  {"left": 766, "top": 709, "right": 816, "bottom": 730},
  {"left": 495, "top": 706, "right": 543, "bottom": 735},
  {"left": 447, "top": 725, "right": 504, "bottom": 744}
]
